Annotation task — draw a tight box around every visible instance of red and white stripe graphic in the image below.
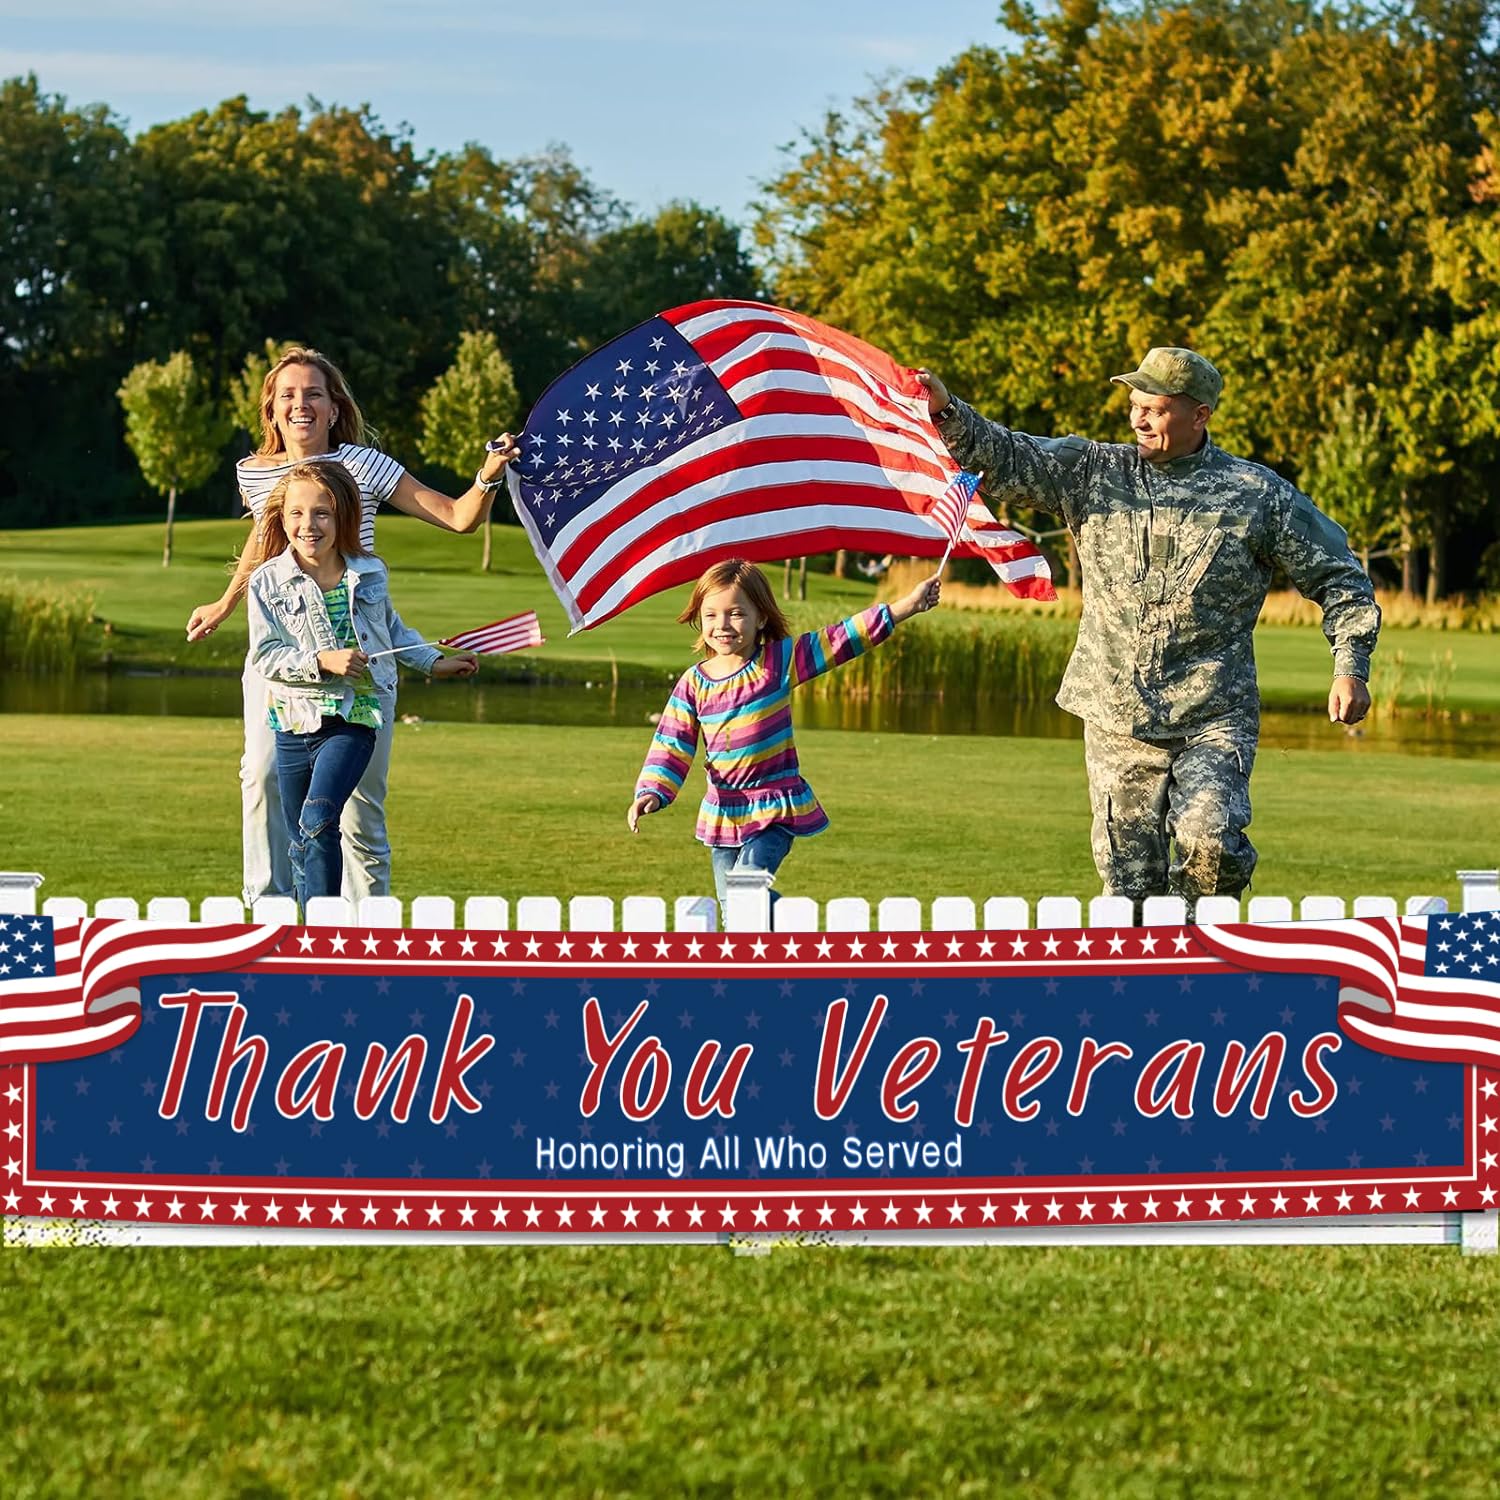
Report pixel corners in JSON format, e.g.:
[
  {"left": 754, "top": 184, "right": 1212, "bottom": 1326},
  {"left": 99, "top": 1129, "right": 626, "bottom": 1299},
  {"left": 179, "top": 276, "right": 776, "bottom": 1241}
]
[
  {"left": 1196, "top": 916, "right": 1500, "bottom": 1068},
  {"left": 0, "top": 920, "right": 289, "bottom": 1065}
]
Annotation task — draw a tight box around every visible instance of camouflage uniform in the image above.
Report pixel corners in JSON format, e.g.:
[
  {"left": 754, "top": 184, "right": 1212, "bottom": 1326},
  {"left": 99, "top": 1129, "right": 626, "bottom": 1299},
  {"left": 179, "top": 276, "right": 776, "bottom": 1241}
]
[{"left": 934, "top": 398, "right": 1381, "bottom": 902}]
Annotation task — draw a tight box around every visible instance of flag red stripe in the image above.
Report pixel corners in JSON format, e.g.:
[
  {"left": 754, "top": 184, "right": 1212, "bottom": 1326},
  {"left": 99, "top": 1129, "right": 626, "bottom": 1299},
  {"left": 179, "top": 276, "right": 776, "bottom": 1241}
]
[
  {"left": 734, "top": 388, "right": 943, "bottom": 458},
  {"left": 440, "top": 611, "right": 543, "bottom": 654},
  {"left": 1340, "top": 1009, "right": 1500, "bottom": 1044},
  {"left": 555, "top": 433, "right": 952, "bottom": 592},
  {"left": 1198, "top": 916, "right": 1500, "bottom": 1067},
  {"left": 0, "top": 920, "right": 289, "bottom": 1066},
  {"left": 717, "top": 350, "right": 932, "bottom": 438},
  {"left": 571, "top": 481, "right": 952, "bottom": 615},
  {"left": 668, "top": 304, "right": 923, "bottom": 395},
  {"left": 589, "top": 524, "right": 951, "bottom": 623}
]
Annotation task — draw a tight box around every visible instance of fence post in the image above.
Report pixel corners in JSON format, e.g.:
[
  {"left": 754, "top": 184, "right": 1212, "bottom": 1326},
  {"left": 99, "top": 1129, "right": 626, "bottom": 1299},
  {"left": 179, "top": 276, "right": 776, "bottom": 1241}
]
[
  {"left": 1461, "top": 1212, "right": 1498, "bottom": 1256},
  {"left": 0, "top": 873, "right": 44, "bottom": 916},
  {"left": 722, "top": 869, "right": 773, "bottom": 933}
]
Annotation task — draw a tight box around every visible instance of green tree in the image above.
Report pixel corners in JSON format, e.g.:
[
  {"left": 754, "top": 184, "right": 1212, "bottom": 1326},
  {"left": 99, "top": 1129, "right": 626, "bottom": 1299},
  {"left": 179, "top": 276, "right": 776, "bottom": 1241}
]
[
  {"left": 130, "top": 98, "right": 453, "bottom": 455},
  {"left": 0, "top": 74, "right": 139, "bottom": 366},
  {"left": 578, "top": 201, "right": 761, "bottom": 346},
  {"left": 0, "top": 75, "right": 147, "bottom": 522},
  {"left": 419, "top": 331, "right": 521, "bottom": 571},
  {"left": 117, "top": 352, "right": 231, "bottom": 565},
  {"left": 754, "top": 0, "right": 1500, "bottom": 596},
  {"left": 1300, "top": 388, "right": 1401, "bottom": 570},
  {"left": 227, "top": 337, "right": 285, "bottom": 446}
]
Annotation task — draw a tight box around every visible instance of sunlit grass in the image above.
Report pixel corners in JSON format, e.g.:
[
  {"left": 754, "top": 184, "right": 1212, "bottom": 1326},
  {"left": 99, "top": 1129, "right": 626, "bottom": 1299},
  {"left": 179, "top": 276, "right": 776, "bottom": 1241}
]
[
  {"left": 5, "top": 1246, "right": 1500, "bottom": 1496},
  {"left": 3, "top": 714, "right": 1493, "bottom": 907}
]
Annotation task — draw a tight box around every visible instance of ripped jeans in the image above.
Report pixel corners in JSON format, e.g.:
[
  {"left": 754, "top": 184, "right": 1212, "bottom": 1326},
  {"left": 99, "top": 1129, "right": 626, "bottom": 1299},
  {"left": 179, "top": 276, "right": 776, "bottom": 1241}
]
[{"left": 274, "top": 716, "right": 378, "bottom": 910}]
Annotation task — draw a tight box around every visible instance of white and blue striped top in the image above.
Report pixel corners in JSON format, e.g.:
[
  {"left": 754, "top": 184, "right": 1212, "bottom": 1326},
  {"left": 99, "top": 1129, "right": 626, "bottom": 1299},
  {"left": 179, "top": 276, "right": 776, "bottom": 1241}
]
[{"left": 236, "top": 443, "right": 406, "bottom": 552}]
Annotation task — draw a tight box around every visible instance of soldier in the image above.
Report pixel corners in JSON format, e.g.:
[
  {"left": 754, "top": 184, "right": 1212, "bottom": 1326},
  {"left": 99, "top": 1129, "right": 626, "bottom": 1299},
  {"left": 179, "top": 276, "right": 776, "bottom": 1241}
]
[{"left": 919, "top": 348, "right": 1381, "bottom": 911}]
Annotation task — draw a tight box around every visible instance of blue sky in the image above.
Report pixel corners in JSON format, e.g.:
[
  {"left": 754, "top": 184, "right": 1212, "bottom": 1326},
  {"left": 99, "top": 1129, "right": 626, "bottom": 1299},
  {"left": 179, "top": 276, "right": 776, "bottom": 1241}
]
[{"left": 3, "top": 1, "right": 1011, "bottom": 224}]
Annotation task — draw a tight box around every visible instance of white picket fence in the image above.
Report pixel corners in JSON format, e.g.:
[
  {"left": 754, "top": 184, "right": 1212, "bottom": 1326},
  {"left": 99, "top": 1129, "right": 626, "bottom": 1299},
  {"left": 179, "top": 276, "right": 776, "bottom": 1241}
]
[
  {"left": 4, "top": 868, "right": 1497, "bottom": 1251},
  {"left": 4, "top": 865, "right": 1500, "bottom": 930}
]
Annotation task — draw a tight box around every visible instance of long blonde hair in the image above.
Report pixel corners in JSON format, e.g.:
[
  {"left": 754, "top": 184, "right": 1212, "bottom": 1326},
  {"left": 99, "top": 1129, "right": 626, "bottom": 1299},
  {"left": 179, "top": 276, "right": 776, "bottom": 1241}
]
[
  {"left": 243, "top": 462, "right": 370, "bottom": 572},
  {"left": 255, "top": 346, "right": 373, "bottom": 456}
]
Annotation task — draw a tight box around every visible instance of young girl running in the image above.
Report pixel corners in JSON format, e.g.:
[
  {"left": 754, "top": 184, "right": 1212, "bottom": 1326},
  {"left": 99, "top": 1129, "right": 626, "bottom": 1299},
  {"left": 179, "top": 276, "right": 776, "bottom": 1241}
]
[
  {"left": 627, "top": 560, "right": 941, "bottom": 909},
  {"left": 186, "top": 345, "right": 518, "bottom": 907},
  {"left": 245, "top": 462, "right": 476, "bottom": 908}
]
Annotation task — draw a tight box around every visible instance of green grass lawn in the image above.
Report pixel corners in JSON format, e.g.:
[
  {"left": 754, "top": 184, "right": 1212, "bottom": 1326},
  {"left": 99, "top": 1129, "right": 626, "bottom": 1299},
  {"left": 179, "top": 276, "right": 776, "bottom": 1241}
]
[
  {"left": 4, "top": 518, "right": 1497, "bottom": 712},
  {"left": 6, "top": 524, "right": 1500, "bottom": 1496},
  {"left": 3, "top": 715, "right": 1494, "bottom": 906},
  {"left": 4, "top": 1245, "right": 1499, "bottom": 1496}
]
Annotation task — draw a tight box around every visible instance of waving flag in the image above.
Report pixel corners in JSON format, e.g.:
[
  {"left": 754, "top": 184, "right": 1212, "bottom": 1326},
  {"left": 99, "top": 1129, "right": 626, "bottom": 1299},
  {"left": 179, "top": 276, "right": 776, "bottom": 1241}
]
[
  {"left": 439, "top": 610, "right": 544, "bottom": 655},
  {"left": 930, "top": 469, "right": 981, "bottom": 573},
  {"left": 0, "top": 914, "right": 289, "bottom": 1065},
  {"left": 508, "top": 300, "right": 1055, "bottom": 630},
  {"left": 1195, "top": 913, "right": 1500, "bottom": 1068}
]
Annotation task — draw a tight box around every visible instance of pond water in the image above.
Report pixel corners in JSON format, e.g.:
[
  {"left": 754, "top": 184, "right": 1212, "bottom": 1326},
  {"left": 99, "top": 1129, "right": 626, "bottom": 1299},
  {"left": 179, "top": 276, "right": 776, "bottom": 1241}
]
[{"left": 3, "top": 670, "right": 1497, "bottom": 757}]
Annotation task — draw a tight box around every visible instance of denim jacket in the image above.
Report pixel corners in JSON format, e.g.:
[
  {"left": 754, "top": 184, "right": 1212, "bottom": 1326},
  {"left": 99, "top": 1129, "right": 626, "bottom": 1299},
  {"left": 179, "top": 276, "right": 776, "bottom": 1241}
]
[{"left": 247, "top": 550, "right": 441, "bottom": 727}]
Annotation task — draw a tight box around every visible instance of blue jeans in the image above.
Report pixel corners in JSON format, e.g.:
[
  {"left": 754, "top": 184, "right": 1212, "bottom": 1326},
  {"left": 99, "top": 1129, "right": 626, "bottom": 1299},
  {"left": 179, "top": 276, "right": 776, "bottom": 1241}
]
[
  {"left": 274, "top": 717, "right": 378, "bottom": 908},
  {"left": 710, "top": 825, "right": 795, "bottom": 911},
  {"left": 243, "top": 663, "right": 395, "bottom": 905}
]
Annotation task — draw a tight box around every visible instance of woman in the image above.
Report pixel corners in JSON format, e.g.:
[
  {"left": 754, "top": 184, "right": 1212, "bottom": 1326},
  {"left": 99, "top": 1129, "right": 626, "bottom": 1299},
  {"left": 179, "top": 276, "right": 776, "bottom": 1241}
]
[{"left": 186, "top": 345, "right": 520, "bottom": 906}]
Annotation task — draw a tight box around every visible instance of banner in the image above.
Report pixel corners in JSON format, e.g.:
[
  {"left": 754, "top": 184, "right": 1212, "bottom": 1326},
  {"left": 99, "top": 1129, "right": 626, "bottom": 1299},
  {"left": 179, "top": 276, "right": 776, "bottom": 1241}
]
[{"left": 3, "top": 915, "right": 1497, "bottom": 1234}]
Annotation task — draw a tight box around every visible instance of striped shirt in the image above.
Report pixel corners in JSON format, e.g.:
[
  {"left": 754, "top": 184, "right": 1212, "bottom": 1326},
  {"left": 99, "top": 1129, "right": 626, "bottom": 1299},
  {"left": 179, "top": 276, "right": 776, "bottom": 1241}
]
[
  {"left": 237, "top": 443, "right": 406, "bottom": 552},
  {"left": 636, "top": 605, "right": 894, "bottom": 846}
]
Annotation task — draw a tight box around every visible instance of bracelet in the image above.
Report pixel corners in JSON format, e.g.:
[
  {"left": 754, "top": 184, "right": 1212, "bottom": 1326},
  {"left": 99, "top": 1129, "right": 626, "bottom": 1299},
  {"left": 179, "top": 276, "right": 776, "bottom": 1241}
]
[{"left": 474, "top": 467, "right": 507, "bottom": 493}]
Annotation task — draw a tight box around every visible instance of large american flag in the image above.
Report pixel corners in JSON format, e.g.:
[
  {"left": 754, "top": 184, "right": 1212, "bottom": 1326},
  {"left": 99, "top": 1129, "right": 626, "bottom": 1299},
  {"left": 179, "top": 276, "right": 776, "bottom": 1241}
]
[
  {"left": 0, "top": 915, "right": 288, "bottom": 1065},
  {"left": 507, "top": 300, "right": 1056, "bottom": 630},
  {"left": 1196, "top": 913, "right": 1500, "bottom": 1068}
]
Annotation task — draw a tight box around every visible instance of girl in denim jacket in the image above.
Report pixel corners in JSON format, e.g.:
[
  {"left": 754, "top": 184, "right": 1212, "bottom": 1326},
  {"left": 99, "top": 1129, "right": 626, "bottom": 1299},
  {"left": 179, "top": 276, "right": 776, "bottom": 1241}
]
[{"left": 245, "top": 462, "right": 476, "bottom": 907}]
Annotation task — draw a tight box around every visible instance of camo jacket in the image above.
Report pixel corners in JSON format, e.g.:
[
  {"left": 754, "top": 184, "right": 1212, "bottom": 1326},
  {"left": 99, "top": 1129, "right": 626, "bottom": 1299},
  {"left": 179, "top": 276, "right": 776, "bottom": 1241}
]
[{"left": 935, "top": 398, "right": 1381, "bottom": 737}]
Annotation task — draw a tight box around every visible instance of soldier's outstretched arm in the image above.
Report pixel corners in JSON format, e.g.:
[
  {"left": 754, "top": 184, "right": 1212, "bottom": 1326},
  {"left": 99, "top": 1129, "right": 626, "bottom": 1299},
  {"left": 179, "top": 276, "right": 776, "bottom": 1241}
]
[
  {"left": 1271, "top": 483, "right": 1381, "bottom": 719},
  {"left": 916, "top": 370, "right": 1089, "bottom": 520}
]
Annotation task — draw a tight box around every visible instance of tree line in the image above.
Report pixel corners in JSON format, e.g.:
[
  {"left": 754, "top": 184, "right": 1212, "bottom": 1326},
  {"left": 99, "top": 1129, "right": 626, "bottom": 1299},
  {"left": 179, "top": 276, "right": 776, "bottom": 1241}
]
[
  {"left": 8, "top": 0, "right": 1500, "bottom": 598},
  {"left": 0, "top": 77, "right": 759, "bottom": 529},
  {"left": 754, "top": 0, "right": 1500, "bottom": 599}
]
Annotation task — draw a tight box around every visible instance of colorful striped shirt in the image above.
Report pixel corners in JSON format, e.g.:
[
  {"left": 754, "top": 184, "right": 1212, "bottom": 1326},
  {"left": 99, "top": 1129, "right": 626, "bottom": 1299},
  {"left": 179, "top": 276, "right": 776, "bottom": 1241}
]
[{"left": 636, "top": 605, "right": 894, "bottom": 846}]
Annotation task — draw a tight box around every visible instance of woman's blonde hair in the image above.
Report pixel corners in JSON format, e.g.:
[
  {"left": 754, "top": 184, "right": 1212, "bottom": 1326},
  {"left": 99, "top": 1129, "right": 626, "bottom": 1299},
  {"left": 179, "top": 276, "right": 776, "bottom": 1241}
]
[
  {"left": 677, "top": 559, "right": 790, "bottom": 653},
  {"left": 243, "top": 462, "right": 370, "bottom": 572},
  {"left": 255, "top": 346, "right": 372, "bottom": 456}
]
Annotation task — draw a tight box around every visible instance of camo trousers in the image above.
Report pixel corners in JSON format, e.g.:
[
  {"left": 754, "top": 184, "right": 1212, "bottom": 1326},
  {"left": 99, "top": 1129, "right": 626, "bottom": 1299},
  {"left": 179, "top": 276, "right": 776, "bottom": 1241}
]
[{"left": 1084, "top": 720, "right": 1258, "bottom": 904}]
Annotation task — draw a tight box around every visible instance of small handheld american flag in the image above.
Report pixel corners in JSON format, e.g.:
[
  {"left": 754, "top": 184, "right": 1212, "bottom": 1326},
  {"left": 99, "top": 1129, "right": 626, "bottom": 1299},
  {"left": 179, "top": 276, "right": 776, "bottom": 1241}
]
[
  {"left": 364, "top": 610, "right": 545, "bottom": 659},
  {"left": 438, "top": 610, "right": 545, "bottom": 655},
  {"left": 929, "top": 470, "right": 982, "bottom": 573}
]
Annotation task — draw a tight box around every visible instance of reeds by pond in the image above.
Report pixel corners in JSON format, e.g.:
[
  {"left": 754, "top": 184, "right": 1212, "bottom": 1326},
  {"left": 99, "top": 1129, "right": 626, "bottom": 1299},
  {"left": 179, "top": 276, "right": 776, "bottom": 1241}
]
[
  {"left": 1370, "top": 648, "right": 1457, "bottom": 719},
  {"left": 881, "top": 560, "right": 1500, "bottom": 631},
  {"left": 794, "top": 600, "right": 1075, "bottom": 706},
  {"left": 0, "top": 577, "right": 96, "bottom": 673}
]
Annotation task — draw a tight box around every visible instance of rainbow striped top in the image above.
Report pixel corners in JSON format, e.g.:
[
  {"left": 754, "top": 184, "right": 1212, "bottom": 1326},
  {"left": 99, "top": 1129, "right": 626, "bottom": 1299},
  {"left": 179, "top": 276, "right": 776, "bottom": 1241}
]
[{"left": 636, "top": 605, "right": 894, "bottom": 847}]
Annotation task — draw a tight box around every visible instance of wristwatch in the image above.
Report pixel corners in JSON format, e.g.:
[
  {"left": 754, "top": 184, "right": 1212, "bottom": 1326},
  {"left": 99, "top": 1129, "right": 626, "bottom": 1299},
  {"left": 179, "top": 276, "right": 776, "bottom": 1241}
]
[
  {"left": 474, "top": 467, "right": 507, "bottom": 493},
  {"left": 931, "top": 399, "right": 955, "bottom": 423}
]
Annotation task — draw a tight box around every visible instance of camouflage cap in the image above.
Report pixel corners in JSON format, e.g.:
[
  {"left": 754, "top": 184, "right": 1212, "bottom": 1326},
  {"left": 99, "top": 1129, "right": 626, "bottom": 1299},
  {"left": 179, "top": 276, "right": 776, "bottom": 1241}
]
[{"left": 1111, "top": 347, "right": 1222, "bottom": 410}]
